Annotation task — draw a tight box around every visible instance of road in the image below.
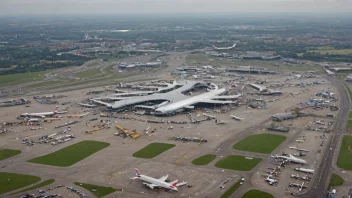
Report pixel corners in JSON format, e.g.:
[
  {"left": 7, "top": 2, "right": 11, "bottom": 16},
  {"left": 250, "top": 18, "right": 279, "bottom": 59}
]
[{"left": 300, "top": 76, "right": 350, "bottom": 198}]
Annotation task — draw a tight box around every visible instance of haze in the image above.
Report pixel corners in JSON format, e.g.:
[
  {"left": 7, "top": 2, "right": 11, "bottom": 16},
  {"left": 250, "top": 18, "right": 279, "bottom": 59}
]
[{"left": 1, "top": 0, "right": 352, "bottom": 15}]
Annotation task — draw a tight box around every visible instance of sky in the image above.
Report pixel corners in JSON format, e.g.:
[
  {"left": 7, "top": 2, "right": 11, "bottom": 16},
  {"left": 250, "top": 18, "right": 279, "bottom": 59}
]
[{"left": 0, "top": 0, "right": 351, "bottom": 15}]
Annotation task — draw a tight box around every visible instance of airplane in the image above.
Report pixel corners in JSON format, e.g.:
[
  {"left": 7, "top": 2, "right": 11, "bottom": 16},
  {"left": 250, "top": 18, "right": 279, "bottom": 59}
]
[
  {"left": 271, "top": 154, "right": 307, "bottom": 164},
  {"left": 216, "top": 120, "right": 227, "bottom": 125},
  {"left": 289, "top": 147, "right": 310, "bottom": 152},
  {"left": 289, "top": 182, "right": 307, "bottom": 192},
  {"left": 230, "top": 115, "right": 244, "bottom": 121},
  {"left": 130, "top": 169, "right": 185, "bottom": 191},
  {"left": 295, "top": 168, "right": 315, "bottom": 174},
  {"left": 203, "top": 113, "right": 216, "bottom": 119},
  {"left": 78, "top": 103, "right": 96, "bottom": 108},
  {"left": 20, "top": 106, "right": 66, "bottom": 118},
  {"left": 265, "top": 177, "right": 278, "bottom": 185},
  {"left": 212, "top": 43, "right": 236, "bottom": 50}
]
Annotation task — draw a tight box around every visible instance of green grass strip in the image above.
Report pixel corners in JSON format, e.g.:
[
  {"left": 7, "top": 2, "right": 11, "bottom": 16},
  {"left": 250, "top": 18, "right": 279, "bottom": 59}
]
[
  {"left": 192, "top": 154, "right": 216, "bottom": 165},
  {"left": 221, "top": 180, "right": 241, "bottom": 198},
  {"left": 0, "top": 172, "right": 41, "bottom": 195},
  {"left": 74, "top": 182, "right": 118, "bottom": 198},
  {"left": 28, "top": 140, "right": 110, "bottom": 167},
  {"left": 133, "top": 143, "right": 176, "bottom": 159},
  {"left": 0, "top": 149, "right": 21, "bottom": 161},
  {"left": 10, "top": 179, "right": 55, "bottom": 195},
  {"left": 328, "top": 173, "right": 344, "bottom": 190}
]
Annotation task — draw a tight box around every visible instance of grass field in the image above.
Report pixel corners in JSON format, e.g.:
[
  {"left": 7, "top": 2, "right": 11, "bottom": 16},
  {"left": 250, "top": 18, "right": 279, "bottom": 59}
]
[
  {"left": 74, "top": 69, "right": 101, "bottom": 78},
  {"left": 308, "top": 48, "right": 352, "bottom": 55},
  {"left": 241, "top": 189, "right": 274, "bottom": 198},
  {"left": 192, "top": 154, "right": 216, "bottom": 165},
  {"left": 74, "top": 182, "right": 118, "bottom": 198},
  {"left": 328, "top": 173, "right": 344, "bottom": 190},
  {"left": 343, "top": 82, "right": 352, "bottom": 102},
  {"left": 11, "top": 179, "right": 55, "bottom": 195},
  {"left": 220, "top": 181, "right": 241, "bottom": 198},
  {"left": 86, "top": 61, "right": 102, "bottom": 67},
  {"left": 0, "top": 71, "right": 47, "bottom": 87},
  {"left": 103, "top": 64, "right": 115, "bottom": 73},
  {"left": 0, "top": 172, "right": 41, "bottom": 195},
  {"left": 233, "top": 134, "right": 286, "bottom": 154},
  {"left": 25, "top": 81, "right": 63, "bottom": 89},
  {"left": 348, "top": 120, "right": 352, "bottom": 129},
  {"left": 215, "top": 155, "right": 262, "bottom": 171},
  {"left": 337, "top": 136, "right": 352, "bottom": 170},
  {"left": 0, "top": 149, "right": 21, "bottom": 161},
  {"left": 349, "top": 111, "right": 352, "bottom": 119},
  {"left": 186, "top": 54, "right": 321, "bottom": 72},
  {"left": 28, "top": 140, "right": 110, "bottom": 167},
  {"left": 132, "top": 143, "right": 176, "bottom": 159}
]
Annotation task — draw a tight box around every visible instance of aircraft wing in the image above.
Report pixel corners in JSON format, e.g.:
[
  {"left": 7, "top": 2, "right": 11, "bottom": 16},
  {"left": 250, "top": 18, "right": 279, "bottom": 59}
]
[
  {"left": 158, "top": 174, "right": 169, "bottom": 182},
  {"left": 198, "top": 99, "right": 235, "bottom": 104},
  {"left": 142, "top": 182, "right": 160, "bottom": 189}
]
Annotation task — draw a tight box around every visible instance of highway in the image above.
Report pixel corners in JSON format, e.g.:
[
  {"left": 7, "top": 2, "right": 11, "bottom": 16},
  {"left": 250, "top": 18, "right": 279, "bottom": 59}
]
[{"left": 300, "top": 76, "right": 350, "bottom": 198}]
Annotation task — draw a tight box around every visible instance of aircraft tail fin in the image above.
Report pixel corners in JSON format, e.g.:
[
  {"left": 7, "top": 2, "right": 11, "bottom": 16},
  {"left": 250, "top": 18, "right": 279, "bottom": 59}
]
[
  {"left": 135, "top": 168, "right": 141, "bottom": 175},
  {"left": 169, "top": 180, "right": 178, "bottom": 187}
]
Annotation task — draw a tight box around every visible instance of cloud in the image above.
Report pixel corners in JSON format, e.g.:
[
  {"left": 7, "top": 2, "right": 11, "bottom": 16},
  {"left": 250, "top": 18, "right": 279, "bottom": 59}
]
[{"left": 0, "top": 0, "right": 351, "bottom": 15}]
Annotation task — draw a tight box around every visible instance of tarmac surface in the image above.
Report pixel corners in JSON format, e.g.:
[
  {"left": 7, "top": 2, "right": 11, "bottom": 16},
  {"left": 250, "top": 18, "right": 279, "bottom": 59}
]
[{"left": 0, "top": 54, "right": 348, "bottom": 198}]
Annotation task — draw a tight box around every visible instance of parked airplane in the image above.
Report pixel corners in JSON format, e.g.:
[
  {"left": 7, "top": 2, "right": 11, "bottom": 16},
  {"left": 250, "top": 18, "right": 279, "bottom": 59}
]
[
  {"left": 265, "top": 177, "right": 278, "bottom": 185},
  {"left": 20, "top": 106, "right": 66, "bottom": 118},
  {"left": 78, "top": 103, "right": 96, "bottom": 108},
  {"left": 213, "top": 43, "right": 236, "bottom": 50},
  {"left": 289, "top": 182, "right": 307, "bottom": 192},
  {"left": 230, "top": 115, "right": 244, "bottom": 121},
  {"left": 295, "top": 168, "right": 315, "bottom": 174},
  {"left": 216, "top": 120, "right": 227, "bottom": 125},
  {"left": 289, "top": 147, "right": 310, "bottom": 152},
  {"left": 130, "top": 169, "right": 185, "bottom": 191},
  {"left": 271, "top": 154, "right": 307, "bottom": 164},
  {"left": 203, "top": 113, "right": 216, "bottom": 119}
]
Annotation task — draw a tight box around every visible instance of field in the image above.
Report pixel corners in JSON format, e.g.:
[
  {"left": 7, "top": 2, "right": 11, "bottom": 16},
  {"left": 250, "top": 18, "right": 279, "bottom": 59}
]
[
  {"left": 215, "top": 155, "right": 262, "bottom": 171},
  {"left": 241, "top": 189, "right": 274, "bottom": 198},
  {"left": 221, "top": 180, "right": 241, "bottom": 198},
  {"left": 28, "top": 140, "right": 110, "bottom": 167},
  {"left": 0, "top": 71, "right": 47, "bottom": 87},
  {"left": 233, "top": 134, "right": 286, "bottom": 154},
  {"left": 74, "top": 69, "right": 101, "bottom": 78},
  {"left": 343, "top": 82, "right": 352, "bottom": 102},
  {"left": 192, "top": 154, "right": 216, "bottom": 165},
  {"left": 11, "top": 179, "right": 55, "bottom": 195},
  {"left": 186, "top": 54, "right": 321, "bottom": 72},
  {"left": 337, "top": 136, "right": 352, "bottom": 170},
  {"left": 0, "top": 172, "right": 41, "bottom": 195},
  {"left": 25, "top": 81, "right": 63, "bottom": 89},
  {"left": 328, "top": 173, "right": 344, "bottom": 190},
  {"left": 132, "top": 143, "right": 176, "bottom": 159},
  {"left": 308, "top": 47, "right": 352, "bottom": 55},
  {"left": 103, "top": 64, "right": 115, "bottom": 73},
  {"left": 0, "top": 149, "right": 21, "bottom": 161},
  {"left": 74, "top": 182, "right": 118, "bottom": 198}
]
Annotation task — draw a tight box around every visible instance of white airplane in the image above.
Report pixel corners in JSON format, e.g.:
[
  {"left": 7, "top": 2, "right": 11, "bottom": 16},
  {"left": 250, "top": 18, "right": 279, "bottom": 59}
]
[
  {"left": 265, "top": 177, "right": 278, "bottom": 185},
  {"left": 130, "top": 169, "right": 185, "bottom": 191},
  {"left": 203, "top": 113, "right": 216, "bottom": 119},
  {"left": 78, "top": 103, "right": 96, "bottom": 108},
  {"left": 230, "top": 115, "right": 244, "bottom": 121},
  {"left": 20, "top": 106, "right": 66, "bottom": 118},
  {"left": 295, "top": 168, "right": 315, "bottom": 174},
  {"left": 212, "top": 43, "right": 236, "bottom": 50},
  {"left": 271, "top": 154, "right": 307, "bottom": 164},
  {"left": 289, "top": 147, "right": 310, "bottom": 152},
  {"left": 289, "top": 182, "right": 307, "bottom": 192},
  {"left": 216, "top": 120, "right": 227, "bottom": 125}
]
